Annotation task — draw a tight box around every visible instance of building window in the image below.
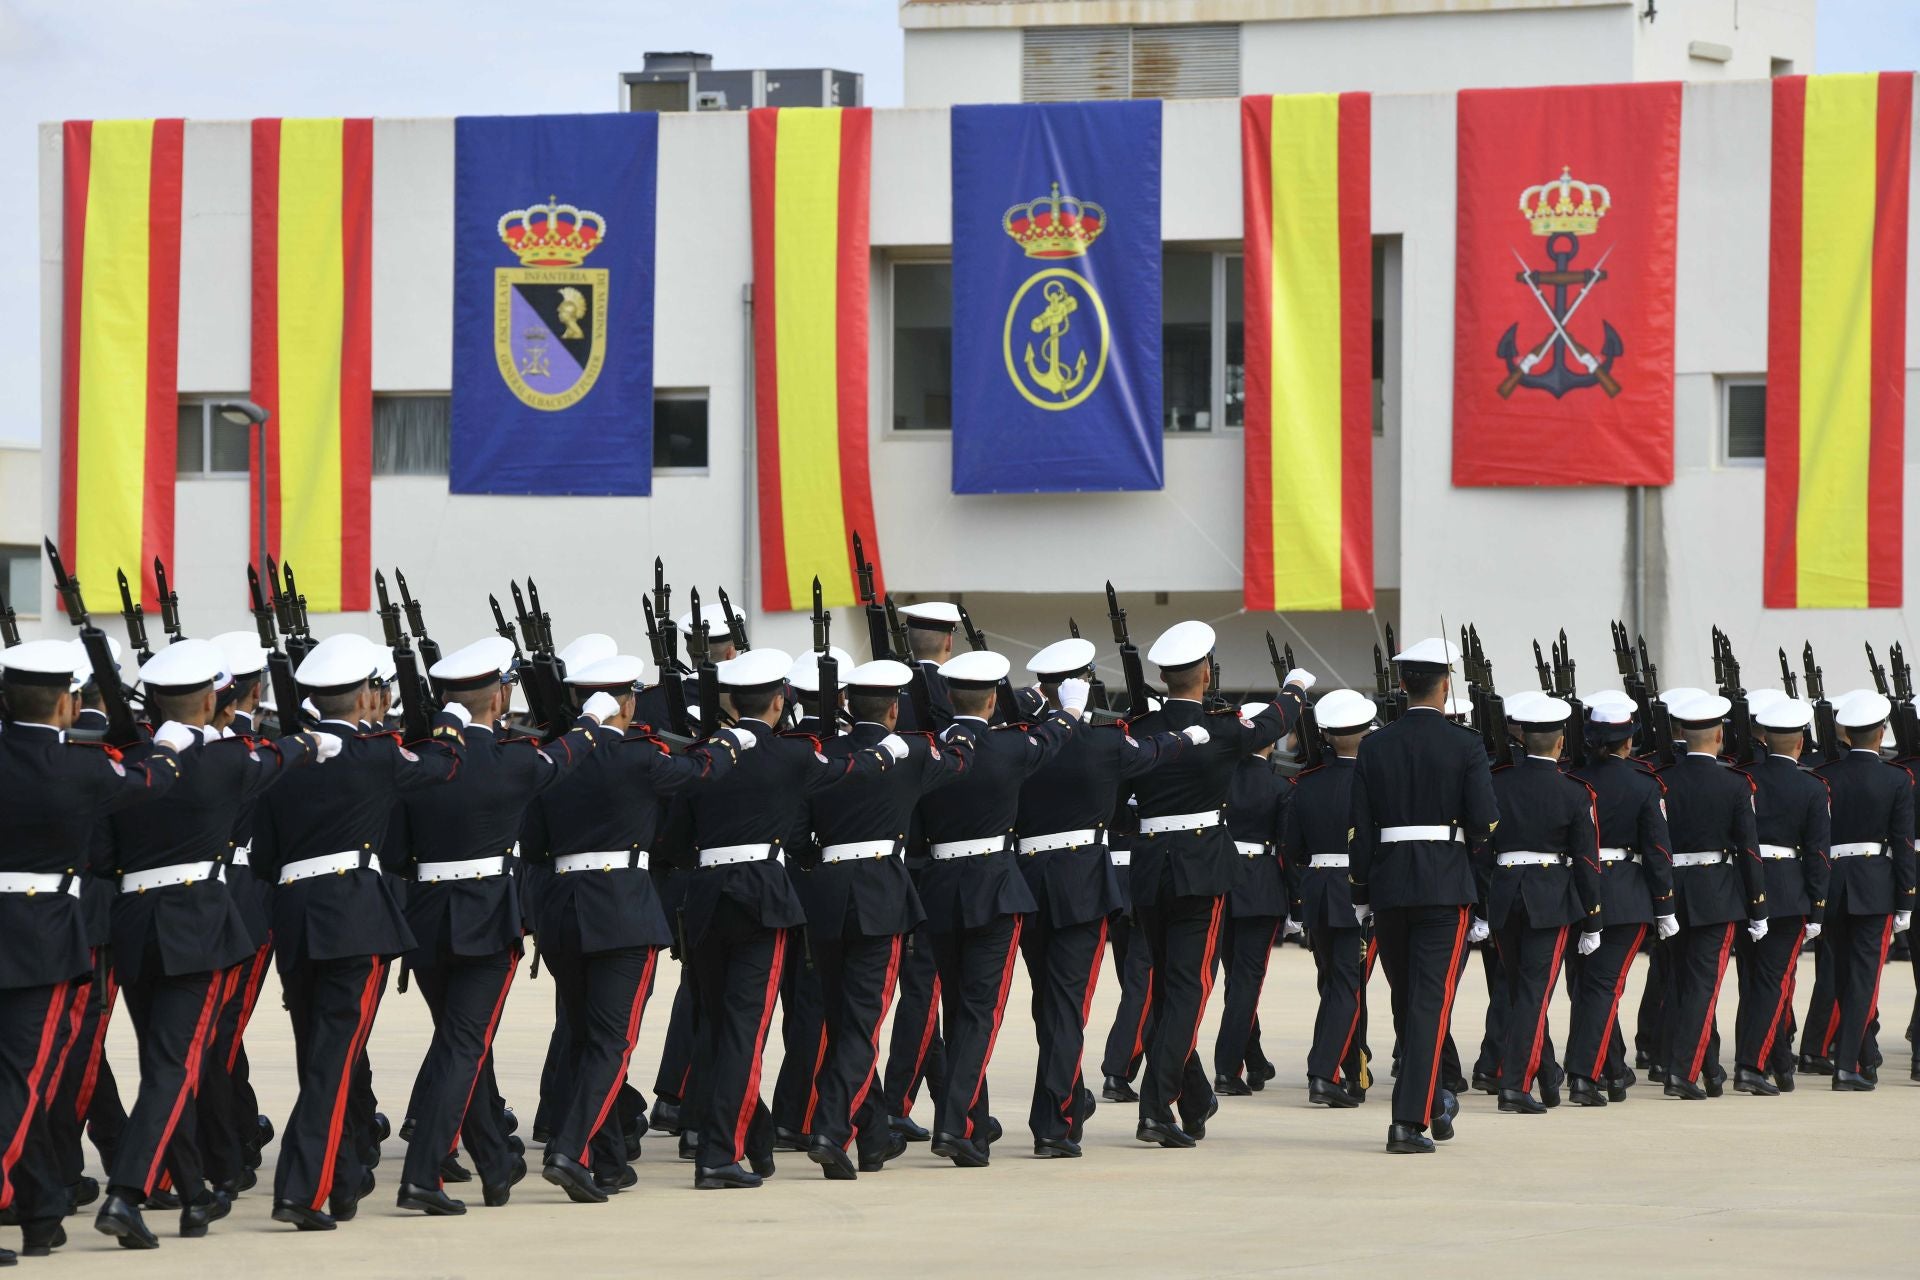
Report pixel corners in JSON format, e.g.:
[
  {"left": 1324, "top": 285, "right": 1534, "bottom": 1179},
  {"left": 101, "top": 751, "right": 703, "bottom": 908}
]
[
  {"left": 1, "top": 544, "right": 40, "bottom": 619},
  {"left": 891, "top": 261, "right": 952, "bottom": 431},
  {"left": 373, "top": 394, "right": 451, "bottom": 476},
  {"left": 654, "top": 389, "right": 710, "bottom": 471},
  {"left": 1722, "top": 377, "right": 1767, "bottom": 463},
  {"left": 1022, "top": 25, "right": 1240, "bottom": 101},
  {"left": 176, "top": 398, "right": 253, "bottom": 477},
  {"left": 1164, "top": 250, "right": 1213, "bottom": 431}
]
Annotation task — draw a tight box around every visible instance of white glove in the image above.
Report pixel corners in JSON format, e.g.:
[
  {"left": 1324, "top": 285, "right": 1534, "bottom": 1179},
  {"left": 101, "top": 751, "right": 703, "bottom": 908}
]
[
  {"left": 1284, "top": 668, "right": 1316, "bottom": 692},
  {"left": 1283, "top": 917, "right": 1304, "bottom": 938},
  {"left": 1802, "top": 921, "right": 1822, "bottom": 942},
  {"left": 1181, "top": 725, "right": 1210, "bottom": 746},
  {"left": 1353, "top": 903, "right": 1373, "bottom": 927},
  {"left": 581, "top": 692, "right": 620, "bottom": 725},
  {"left": 1896, "top": 911, "right": 1912, "bottom": 935},
  {"left": 1467, "top": 917, "right": 1491, "bottom": 944},
  {"left": 152, "top": 721, "right": 196, "bottom": 753},
  {"left": 1578, "top": 930, "right": 1602, "bottom": 956},
  {"left": 880, "top": 733, "right": 910, "bottom": 760},
  {"left": 1056, "top": 677, "right": 1091, "bottom": 715},
  {"left": 1656, "top": 914, "right": 1680, "bottom": 941},
  {"left": 440, "top": 700, "right": 473, "bottom": 728},
  {"left": 1748, "top": 918, "right": 1769, "bottom": 942},
  {"left": 310, "top": 733, "right": 342, "bottom": 764},
  {"left": 725, "top": 727, "right": 758, "bottom": 752}
]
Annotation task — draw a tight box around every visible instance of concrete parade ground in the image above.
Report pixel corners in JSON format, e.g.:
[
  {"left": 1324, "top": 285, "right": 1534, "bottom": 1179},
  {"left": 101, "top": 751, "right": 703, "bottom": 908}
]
[{"left": 39, "top": 941, "right": 1920, "bottom": 1277}]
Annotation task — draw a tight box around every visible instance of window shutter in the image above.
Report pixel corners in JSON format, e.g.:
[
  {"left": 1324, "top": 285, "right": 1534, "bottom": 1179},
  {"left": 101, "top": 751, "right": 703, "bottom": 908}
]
[
  {"left": 1131, "top": 25, "right": 1240, "bottom": 100},
  {"left": 1022, "top": 27, "right": 1130, "bottom": 101},
  {"left": 1726, "top": 382, "right": 1766, "bottom": 459}
]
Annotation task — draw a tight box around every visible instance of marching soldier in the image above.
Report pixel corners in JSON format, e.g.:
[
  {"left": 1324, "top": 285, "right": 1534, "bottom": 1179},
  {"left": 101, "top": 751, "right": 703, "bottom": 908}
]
[
  {"left": 1811, "top": 690, "right": 1915, "bottom": 1091},
  {"left": 1015, "top": 639, "right": 1194, "bottom": 1154},
  {"left": 1283, "top": 688, "right": 1378, "bottom": 1107},
  {"left": 1, "top": 640, "right": 188, "bottom": 1261},
  {"left": 1348, "top": 638, "right": 1496, "bottom": 1154},
  {"left": 1732, "top": 697, "right": 1829, "bottom": 1094},
  {"left": 1125, "top": 622, "right": 1303, "bottom": 1148},
  {"left": 1098, "top": 790, "right": 1152, "bottom": 1103},
  {"left": 1213, "top": 703, "right": 1291, "bottom": 1096}
]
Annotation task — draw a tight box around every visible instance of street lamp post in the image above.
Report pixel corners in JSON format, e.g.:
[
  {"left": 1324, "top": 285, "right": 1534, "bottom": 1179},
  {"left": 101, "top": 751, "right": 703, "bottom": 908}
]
[{"left": 214, "top": 400, "right": 271, "bottom": 577}]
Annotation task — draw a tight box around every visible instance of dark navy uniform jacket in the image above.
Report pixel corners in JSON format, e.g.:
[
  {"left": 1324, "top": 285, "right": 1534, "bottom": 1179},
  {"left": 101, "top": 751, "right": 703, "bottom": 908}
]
[
  {"left": 1657, "top": 752, "right": 1766, "bottom": 927},
  {"left": 798, "top": 722, "right": 972, "bottom": 939},
  {"left": 1486, "top": 756, "right": 1602, "bottom": 932},
  {"left": 1812, "top": 749, "right": 1915, "bottom": 918},
  {"left": 251, "top": 715, "right": 464, "bottom": 970},
  {"left": 918, "top": 711, "right": 1077, "bottom": 931},
  {"left": 1347, "top": 706, "right": 1498, "bottom": 911},
  {"left": 1569, "top": 752, "right": 1675, "bottom": 927},
  {"left": 104, "top": 726, "right": 317, "bottom": 982},
  {"left": 531, "top": 725, "right": 738, "bottom": 956},
  {"left": 893, "top": 660, "right": 954, "bottom": 734},
  {"left": 1126, "top": 696, "right": 1298, "bottom": 901},
  {"left": 0, "top": 723, "right": 181, "bottom": 988},
  {"left": 224, "top": 709, "right": 275, "bottom": 945},
  {"left": 1223, "top": 755, "right": 1291, "bottom": 920},
  {"left": 1015, "top": 716, "right": 1185, "bottom": 928},
  {"left": 1282, "top": 758, "right": 1359, "bottom": 931},
  {"left": 1742, "top": 752, "right": 1831, "bottom": 923}
]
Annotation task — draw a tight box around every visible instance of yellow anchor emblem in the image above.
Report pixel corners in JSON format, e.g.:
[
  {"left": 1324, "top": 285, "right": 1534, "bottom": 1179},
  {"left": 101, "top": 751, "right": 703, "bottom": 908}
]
[
  {"left": 1023, "top": 280, "right": 1087, "bottom": 400},
  {"left": 1002, "top": 267, "right": 1110, "bottom": 412}
]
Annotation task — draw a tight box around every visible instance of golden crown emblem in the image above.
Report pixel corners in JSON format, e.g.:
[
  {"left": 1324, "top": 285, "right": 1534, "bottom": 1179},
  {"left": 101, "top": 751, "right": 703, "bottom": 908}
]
[
  {"left": 497, "top": 196, "right": 607, "bottom": 267},
  {"left": 1002, "top": 182, "right": 1106, "bottom": 259},
  {"left": 1518, "top": 166, "right": 1611, "bottom": 237}
]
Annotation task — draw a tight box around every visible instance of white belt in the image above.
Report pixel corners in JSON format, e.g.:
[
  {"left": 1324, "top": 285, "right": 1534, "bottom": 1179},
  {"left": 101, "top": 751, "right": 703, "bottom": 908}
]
[
  {"left": 1019, "top": 828, "right": 1101, "bottom": 855},
  {"left": 120, "top": 861, "right": 223, "bottom": 893},
  {"left": 930, "top": 836, "right": 1008, "bottom": 860},
  {"left": 1830, "top": 842, "right": 1886, "bottom": 859},
  {"left": 231, "top": 842, "right": 251, "bottom": 868},
  {"left": 1497, "top": 851, "right": 1566, "bottom": 868},
  {"left": 0, "top": 873, "right": 81, "bottom": 898},
  {"left": 699, "top": 843, "right": 780, "bottom": 868},
  {"left": 416, "top": 856, "right": 508, "bottom": 882},
  {"left": 1380, "top": 825, "right": 1462, "bottom": 843},
  {"left": 1109, "top": 849, "right": 1132, "bottom": 867},
  {"left": 820, "top": 840, "right": 896, "bottom": 864},
  {"left": 1138, "top": 810, "right": 1221, "bottom": 834},
  {"left": 1309, "top": 853, "right": 1349, "bottom": 869},
  {"left": 1597, "top": 848, "right": 1639, "bottom": 864},
  {"left": 1671, "top": 851, "right": 1725, "bottom": 868},
  {"left": 278, "top": 851, "right": 382, "bottom": 886},
  {"left": 555, "top": 850, "right": 649, "bottom": 873},
  {"left": 1235, "top": 841, "right": 1269, "bottom": 859},
  {"left": 1758, "top": 844, "right": 1800, "bottom": 861}
]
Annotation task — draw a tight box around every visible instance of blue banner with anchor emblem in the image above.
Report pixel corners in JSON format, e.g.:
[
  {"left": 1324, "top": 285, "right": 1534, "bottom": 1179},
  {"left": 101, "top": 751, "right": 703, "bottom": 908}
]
[
  {"left": 451, "top": 113, "right": 657, "bottom": 495},
  {"left": 950, "top": 102, "right": 1163, "bottom": 493}
]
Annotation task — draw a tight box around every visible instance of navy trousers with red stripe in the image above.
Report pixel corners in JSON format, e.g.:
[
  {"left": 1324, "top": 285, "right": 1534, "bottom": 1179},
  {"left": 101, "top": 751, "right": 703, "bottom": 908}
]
[
  {"left": 687, "top": 903, "right": 787, "bottom": 1172},
  {"left": 47, "top": 965, "right": 125, "bottom": 1186},
  {"left": 770, "top": 951, "right": 827, "bottom": 1138},
  {"left": 1823, "top": 911, "right": 1894, "bottom": 1075},
  {"left": 1660, "top": 922, "right": 1736, "bottom": 1085},
  {"left": 1306, "top": 926, "right": 1374, "bottom": 1084},
  {"left": 109, "top": 964, "right": 225, "bottom": 1200},
  {"left": 1212, "top": 914, "right": 1280, "bottom": 1085},
  {"left": 1493, "top": 916, "right": 1569, "bottom": 1095},
  {"left": 808, "top": 928, "right": 903, "bottom": 1155},
  {"left": 929, "top": 914, "right": 1024, "bottom": 1143},
  {"left": 546, "top": 944, "right": 658, "bottom": 1176},
  {"left": 275, "top": 956, "right": 388, "bottom": 1212},
  {"left": 198, "top": 941, "right": 272, "bottom": 1186},
  {"left": 881, "top": 918, "right": 945, "bottom": 1120},
  {"left": 1022, "top": 915, "right": 1106, "bottom": 1142},
  {"left": 1100, "top": 911, "right": 1153, "bottom": 1084},
  {"left": 1134, "top": 893, "right": 1223, "bottom": 1132},
  {"left": 0, "top": 980, "right": 82, "bottom": 1225},
  {"left": 402, "top": 949, "right": 519, "bottom": 1190},
  {"left": 1566, "top": 922, "right": 1647, "bottom": 1082},
  {"left": 1735, "top": 916, "right": 1806, "bottom": 1073},
  {"left": 1375, "top": 904, "right": 1469, "bottom": 1131}
]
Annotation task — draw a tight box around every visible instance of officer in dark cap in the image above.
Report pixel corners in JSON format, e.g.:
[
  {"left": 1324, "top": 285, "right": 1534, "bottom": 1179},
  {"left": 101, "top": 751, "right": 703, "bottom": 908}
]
[
  {"left": 1564, "top": 691, "right": 1676, "bottom": 1105},
  {"left": 90, "top": 641, "right": 333, "bottom": 1247},
  {"left": 1213, "top": 701, "right": 1293, "bottom": 1097},
  {"left": 1348, "top": 637, "right": 1496, "bottom": 1154},
  {"left": 0, "top": 640, "right": 187, "bottom": 1262},
  {"left": 1125, "top": 621, "right": 1304, "bottom": 1149},
  {"left": 1482, "top": 692, "right": 1603, "bottom": 1114},
  {"left": 1015, "top": 638, "right": 1195, "bottom": 1155},
  {"left": 1732, "top": 696, "right": 1829, "bottom": 1095},
  {"left": 1283, "top": 688, "right": 1378, "bottom": 1107},
  {"left": 1654, "top": 690, "right": 1767, "bottom": 1101},
  {"left": 1811, "top": 690, "right": 1914, "bottom": 1091},
  {"left": 251, "top": 633, "right": 467, "bottom": 1231}
]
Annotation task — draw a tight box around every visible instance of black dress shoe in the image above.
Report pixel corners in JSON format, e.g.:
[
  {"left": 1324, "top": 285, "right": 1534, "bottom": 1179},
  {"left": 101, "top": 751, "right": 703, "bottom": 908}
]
[
  {"left": 1910, "top": 1063, "right": 1920, "bottom": 1083},
  {"left": 808, "top": 1136, "right": 858, "bottom": 1180},
  {"left": 1308, "top": 1077, "right": 1358, "bottom": 1108},
  {"left": 1134, "top": 1118, "right": 1196, "bottom": 1149},
  {"left": 68, "top": 1176, "right": 100, "bottom": 1210},
  {"left": 930, "top": 1131, "right": 991, "bottom": 1167},
  {"left": 1033, "top": 1136, "right": 1082, "bottom": 1158},
  {"left": 373, "top": 1112, "right": 391, "bottom": 1143},
  {"left": 981, "top": 1116, "right": 1003, "bottom": 1147},
  {"left": 694, "top": 1162, "right": 763, "bottom": 1190},
  {"left": 773, "top": 1125, "right": 810, "bottom": 1152},
  {"left": 1471, "top": 1071, "right": 1501, "bottom": 1095},
  {"left": 1186, "top": 1095, "right": 1220, "bottom": 1141},
  {"left": 1664, "top": 1075, "right": 1708, "bottom": 1100},
  {"left": 532, "top": 1123, "right": 552, "bottom": 1145},
  {"left": 399, "top": 1116, "right": 416, "bottom": 1143},
  {"left": 505, "top": 1134, "right": 525, "bottom": 1157},
  {"left": 144, "top": 1189, "right": 181, "bottom": 1210},
  {"left": 1861, "top": 1063, "right": 1879, "bottom": 1085},
  {"left": 95, "top": 1193, "right": 159, "bottom": 1249},
  {"left": 541, "top": 1153, "right": 607, "bottom": 1204},
  {"left": 593, "top": 1164, "right": 638, "bottom": 1194},
  {"left": 1800, "top": 1053, "right": 1835, "bottom": 1076},
  {"left": 396, "top": 1182, "right": 467, "bottom": 1215},
  {"left": 1385, "top": 1124, "right": 1435, "bottom": 1154},
  {"left": 1102, "top": 1075, "right": 1139, "bottom": 1104},
  {"left": 1704, "top": 1075, "right": 1724, "bottom": 1098},
  {"left": 747, "top": 1150, "right": 777, "bottom": 1178},
  {"left": 1, "top": 1245, "right": 14, "bottom": 1265},
  {"left": 1214, "top": 1073, "right": 1252, "bottom": 1097},
  {"left": 1498, "top": 1088, "right": 1546, "bottom": 1114},
  {"left": 1345, "top": 1083, "right": 1368, "bottom": 1105},
  {"left": 623, "top": 1125, "right": 643, "bottom": 1162},
  {"left": 1634, "top": 1049, "right": 1652, "bottom": 1069},
  {"left": 1426, "top": 1089, "right": 1456, "bottom": 1142},
  {"left": 440, "top": 1154, "right": 473, "bottom": 1183},
  {"left": 677, "top": 1130, "right": 699, "bottom": 1161},
  {"left": 1442, "top": 1074, "right": 1470, "bottom": 1095},
  {"left": 18, "top": 1220, "right": 63, "bottom": 1257},
  {"left": 648, "top": 1097, "right": 682, "bottom": 1134},
  {"left": 482, "top": 1156, "right": 527, "bottom": 1207},
  {"left": 1774, "top": 1069, "right": 1796, "bottom": 1093},
  {"left": 1068, "top": 1090, "right": 1095, "bottom": 1142},
  {"left": 1258, "top": 1060, "right": 1279, "bottom": 1082},
  {"left": 1649, "top": 1064, "right": 1670, "bottom": 1084},
  {"left": 1568, "top": 1076, "right": 1607, "bottom": 1107},
  {"left": 889, "top": 1113, "right": 931, "bottom": 1142},
  {"left": 255, "top": 1114, "right": 275, "bottom": 1148},
  {"left": 1832, "top": 1069, "right": 1876, "bottom": 1091},
  {"left": 857, "top": 1131, "right": 908, "bottom": 1173},
  {"left": 179, "top": 1190, "right": 229, "bottom": 1238},
  {"left": 330, "top": 1169, "right": 373, "bottom": 1222},
  {"left": 1539, "top": 1075, "right": 1562, "bottom": 1109},
  {"left": 1733, "top": 1066, "right": 1780, "bottom": 1096},
  {"left": 501, "top": 1107, "right": 518, "bottom": 1137},
  {"left": 271, "top": 1200, "right": 336, "bottom": 1231}
]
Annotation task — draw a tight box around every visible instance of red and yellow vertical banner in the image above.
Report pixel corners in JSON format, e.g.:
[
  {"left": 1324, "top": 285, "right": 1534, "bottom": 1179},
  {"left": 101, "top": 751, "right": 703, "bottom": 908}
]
[
  {"left": 251, "top": 118, "right": 372, "bottom": 613},
  {"left": 57, "top": 119, "right": 183, "bottom": 609},
  {"left": 749, "top": 106, "right": 881, "bottom": 612},
  {"left": 1240, "top": 93, "right": 1372, "bottom": 611},
  {"left": 1765, "top": 73, "right": 1911, "bottom": 609}
]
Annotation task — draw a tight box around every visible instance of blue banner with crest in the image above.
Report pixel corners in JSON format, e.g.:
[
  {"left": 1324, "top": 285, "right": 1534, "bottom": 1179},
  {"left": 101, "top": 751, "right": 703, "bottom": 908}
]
[
  {"left": 950, "top": 102, "right": 1162, "bottom": 493},
  {"left": 451, "top": 113, "right": 656, "bottom": 495}
]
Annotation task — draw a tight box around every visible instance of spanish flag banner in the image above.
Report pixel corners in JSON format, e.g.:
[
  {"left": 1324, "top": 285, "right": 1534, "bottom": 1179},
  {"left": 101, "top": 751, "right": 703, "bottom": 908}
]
[
  {"left": 749, "top": 107, "right": 882, "bottom": 612},
  {"left": 251, "top": 118, "right": 373, "bottom": 613},
  {"left": 1240, "top": 93, "right": 1373, "bottom": 611},
  {"left": 57, "top": 119, "right": 183, "bottom": 610},
  {"left": 1764, "top": 73, "right": 1911, "bottom": 609}
]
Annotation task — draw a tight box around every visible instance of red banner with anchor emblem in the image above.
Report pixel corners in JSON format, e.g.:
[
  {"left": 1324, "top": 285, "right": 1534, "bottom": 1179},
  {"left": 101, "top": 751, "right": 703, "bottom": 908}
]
[{"left": 1452, "top": 83, "right": 1681, "bottom": 487}]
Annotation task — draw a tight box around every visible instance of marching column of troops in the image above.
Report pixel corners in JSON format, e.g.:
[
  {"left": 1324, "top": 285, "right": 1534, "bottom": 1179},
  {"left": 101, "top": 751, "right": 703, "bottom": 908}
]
[{"left": 1, "top": 586, "right": 1915, "bottom": 1260}]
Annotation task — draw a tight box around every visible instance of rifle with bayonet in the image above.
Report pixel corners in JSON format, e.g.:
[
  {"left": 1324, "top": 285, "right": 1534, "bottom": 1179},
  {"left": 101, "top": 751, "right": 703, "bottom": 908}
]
[
  {"left": 718, "top": 587, "right": 749, "bottom": 654},
  {"left": 153, "top": 556, "right": 183, "bottom": 645},
  {"left": 1382, "top": 623, "right": 1408, "bottom": 719},
  {"left": 1106, "top": 581, "right": 1151, "bottom": 719},
  {"left": 686, "top": 587, "right": 722, "bottom": 739},
  {"left": 529, "top": 579, "right": 577, "bottom": 730},
  {"left": 1867, "top": 642, "right": 1906, "bottom": 756},
  {"left": 249, "top": 564, "right": 305, "bottom": 735},
  {"left": 278, "top": 561, "right": 316, "bottom": 667},
  {"left": 44, "top": 539, "right": 140, "bottom": 746},
  {"left": 1270, "top": 632, "right": 1321, "bottom": 769},
  {"left": 810, "top": 577, "right": 839, "bottom": 728},
  {"left": 642, "top": 596, "right": 695, "bottom": 739},
  {"left": 1371, "top": 641, "right": 1397, "bottom": 724},
  {"left": 853, "top": 532, "right": 890, "bottom": 663},
  {"left": 1466, "top": 625, "right": 1512, "bottom": 768},
  {"left": 1638, "top": 635, "right": 1677, "bottom": 767},
  {"left": 1533, "top": 640, "right": 1554, "bottom": 694},
  {"left": 1890, "top": 643, "right": 1919, "bottom": 760},
  {"left": 883, "top": 594, "right": 937, "bottom": 728},
  {"left": 652, "top": 559, "right": 685, "bottom": 678},
  {"left": 1070, "top": 618, "right": 1109, "bottom": 711},
  {"left": 1551, "top": 629, "right": 1587, "bottom": 768},
  {"left": 0, "top": 580, "right": 20, "bottom": 647},
  {"left": 1803, "top": 643, "right": 1842, "bottom": 763},
  {"left": 395, "top": 569, "right": 442, "bottom": 674},
  {"left": 508, "top": 581, "right": 564, "bottom": 736},
  {"left": 1713, "top": 627, "right": 1752, "bottom": 766},
  {"left": 374, "top": 571, "right": 433, "bottom": 741},
  {"left": 1779, "top": 647, "right": 1800, "bottom": 698},
  {"left": 117, "top": 569, "right": 155, "bottom": 666},
  {"left": 957, "top": 603, "right": 1020, "bottom": 723}
]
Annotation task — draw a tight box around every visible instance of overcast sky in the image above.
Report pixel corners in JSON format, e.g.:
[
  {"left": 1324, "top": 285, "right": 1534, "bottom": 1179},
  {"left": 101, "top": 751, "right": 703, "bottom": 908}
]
[{"left": 2, "top": 0, "right": 1913, "bottom": 446}]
